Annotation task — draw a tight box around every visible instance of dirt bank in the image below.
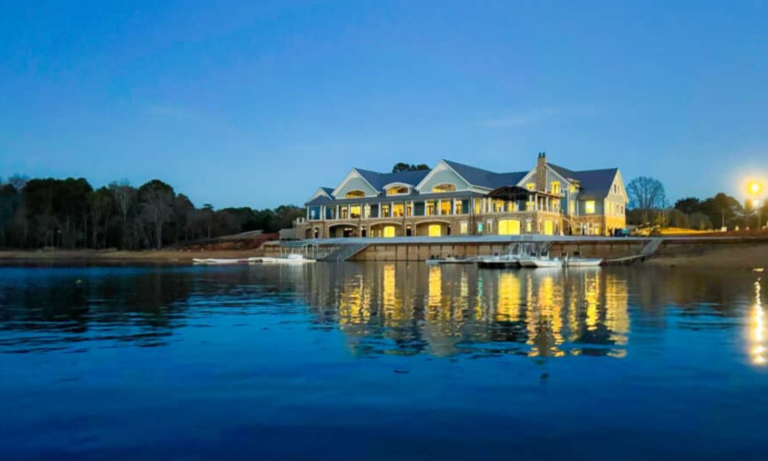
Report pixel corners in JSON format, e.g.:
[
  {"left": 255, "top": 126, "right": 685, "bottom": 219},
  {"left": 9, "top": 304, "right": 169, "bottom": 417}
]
[
  {"left": 0, "top": 248, "right": 264, "bottom": 265},
  {"left": 649, "top": 242, "right": 768, "bottom": 270}
]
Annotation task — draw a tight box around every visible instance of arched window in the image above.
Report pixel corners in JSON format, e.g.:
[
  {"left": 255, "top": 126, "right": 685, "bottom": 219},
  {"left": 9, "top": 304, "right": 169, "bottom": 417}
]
[
  {"left": 432, "top": 183, "right": 457, "bottom": 193},
  {"left": 386, "top": 186, "right": 409, "bottom": 195},
  {"left": 345, "top": 190, "right": 365, "bottom": 199}
]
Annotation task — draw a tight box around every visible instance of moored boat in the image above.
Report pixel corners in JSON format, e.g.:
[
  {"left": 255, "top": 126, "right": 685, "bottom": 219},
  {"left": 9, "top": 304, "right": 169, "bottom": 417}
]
[{"left": 565, "top": 257, "right": 603, "bottom": 267}]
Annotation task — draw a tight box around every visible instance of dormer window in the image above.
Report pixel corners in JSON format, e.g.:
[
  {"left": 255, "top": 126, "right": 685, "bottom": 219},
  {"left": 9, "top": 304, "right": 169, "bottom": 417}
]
[
  {"left": 551, "top": 181, "right": 561, "bottom": 195},
  {"left": 346, "top": 190, "right": 365, "bottom": 199},
  {"left": 386, "top": 186, "right": 409, "bottom": 195},
  {"left": 432, "top": 183, "right": 456, "bottom": 193}
]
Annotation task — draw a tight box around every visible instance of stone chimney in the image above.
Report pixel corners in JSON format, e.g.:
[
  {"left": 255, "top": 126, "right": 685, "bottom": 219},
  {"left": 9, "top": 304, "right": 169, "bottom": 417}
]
[{"left": 536, "top": 152, "right": 547, "bottom": 192}]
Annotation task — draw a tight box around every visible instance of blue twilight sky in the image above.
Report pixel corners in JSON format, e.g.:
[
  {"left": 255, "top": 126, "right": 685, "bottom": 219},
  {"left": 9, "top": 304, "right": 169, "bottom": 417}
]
[{"left": 1, "top": 0, "right": 767, "bottom": 209}]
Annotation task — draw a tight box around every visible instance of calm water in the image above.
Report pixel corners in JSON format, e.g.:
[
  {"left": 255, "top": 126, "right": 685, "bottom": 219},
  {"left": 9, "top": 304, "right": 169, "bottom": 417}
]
[{"left": 0, "top": 263, "right": 766, "bottom": 460}]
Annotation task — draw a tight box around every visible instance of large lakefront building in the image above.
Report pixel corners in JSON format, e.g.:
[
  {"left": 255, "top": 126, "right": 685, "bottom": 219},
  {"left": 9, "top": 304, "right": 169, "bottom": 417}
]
[{"left": 296, "top": 153, "right": 628, "bottom": 239}]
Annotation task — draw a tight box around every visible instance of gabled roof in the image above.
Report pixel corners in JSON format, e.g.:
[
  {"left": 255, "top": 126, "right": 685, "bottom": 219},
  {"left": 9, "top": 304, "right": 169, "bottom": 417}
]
[
  {"left": 570, "top": 168, "right": 619, "bottom": 200},
  {"left": 355, "top": 169, "right": 430, "bottom": 191},
  {"left": 548, "top": 163, "right": 619, "bottom": 199},
  {"left": 443, "top": 160, "right": 527, "bottom": 189}
]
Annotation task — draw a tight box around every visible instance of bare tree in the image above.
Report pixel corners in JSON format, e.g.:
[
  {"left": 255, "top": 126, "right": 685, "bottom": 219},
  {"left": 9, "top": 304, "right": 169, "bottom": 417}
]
[
  {"left": 138, "top": 180, "right": 175, "bottom": 249},
  {"left": 110, "top": 180, "right": 136, "bottom": 249},
  {"left": 627, "top": 176, "right": 666, "bottom": 225}
]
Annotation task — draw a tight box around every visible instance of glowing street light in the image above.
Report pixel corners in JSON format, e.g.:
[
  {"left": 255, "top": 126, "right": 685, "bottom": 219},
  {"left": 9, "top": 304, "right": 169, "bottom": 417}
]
[{"left": 749, "top": 181, "right": 762, "bottom": 196}]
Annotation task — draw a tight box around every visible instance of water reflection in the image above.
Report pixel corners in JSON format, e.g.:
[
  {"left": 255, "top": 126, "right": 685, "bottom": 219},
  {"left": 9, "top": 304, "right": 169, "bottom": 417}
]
[
  {"left": 305, "top": 264, "right": 635, "bottom": 358},
  {"left": 750, "top": 277, "right": 765, "bottom": 365},
  {"left": 0, "top": 264, "right": 764, "bottom": 364}
]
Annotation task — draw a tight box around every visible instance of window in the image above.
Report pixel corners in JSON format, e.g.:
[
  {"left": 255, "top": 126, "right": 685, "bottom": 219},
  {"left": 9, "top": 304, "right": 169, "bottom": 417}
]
[
  {"left": 569, "top": 201, "right": 574, "bottom": 215},
  {"left": 440, "top": 200, "right": 451, "bottom": 215},
  {"left": 551, "top": 181, "right": 560, "bottom": 195},
  {"left": 474, "top": 199, "right": 482, "bottom": 215},
  {"left": 383, "top": 226, "right": 396, "bottom": 238},
  {"left": 613, "top": 184, "right": 618, "bottom": 194},
  {"left": 363, "top": 205, "right": 371, "bottom": 218},
  {"left": 426, "top": 200, "right": 436, "bottom": 216},
  {"left": 386, "top": 186, "right": 409, "bottom": 196},
  {"left": 477, "top": 222, "right": 484, "bottom": 234},
  {"left": 585, "top": 201, "right": 596, "bottom": 214},
  {"left": 432, "top": 183, "right": 457, "bottom": 193},
  {"left": 526, "top": 221, "right": 532, "bottom": 232},
  {"left": 526, "top": 200, "right": 535, "bottom": 211},
  {"left": 350, "top": 205, "right": 361, "bottom": 219},
  {"left": 454, "top": 199, "right": 462, "bottom": 215},
  {"left": 498, "top": 220, "right": 521, "bottom": 235},
  {"left": 381, "top": 204, "right": 391, "bottom": 217},
  {"left": 340, "top": 206, "right": 349, "bottom": 219},
  {"left": 428, "top": 224, "right": 442, "bottom": 237},
  {"left": 393, "top": 203, "right": 404, "bottom": 217},
  {"left": 526, "top": 183, "right": 535, "bottom": 191},
  {"left": 346, "top": 190, "right": 365, "bottom": 198},
  {"left": 406, "top": 203, "right": 412, "bottom": 217},
  {"left": 494, "top": 199, "right": 504, "bottom": 213},
  {"left": 460, "top": 222, "right": 468, "bottom": 234}
]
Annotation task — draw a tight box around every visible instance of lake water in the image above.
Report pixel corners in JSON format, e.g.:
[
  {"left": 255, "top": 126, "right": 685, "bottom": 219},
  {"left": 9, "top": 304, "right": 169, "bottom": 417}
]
[{"left": 1, "top": 263, "right": 766, "bottom": 460}]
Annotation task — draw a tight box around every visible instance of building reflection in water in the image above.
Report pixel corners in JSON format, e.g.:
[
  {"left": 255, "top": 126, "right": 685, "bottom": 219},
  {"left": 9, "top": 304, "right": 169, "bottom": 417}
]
[
  {"left": 305, "top": 263, "right": 631, "bottom": 359},
  {"left": 749, "top": 278, "right": 765, "bottom": 366}
]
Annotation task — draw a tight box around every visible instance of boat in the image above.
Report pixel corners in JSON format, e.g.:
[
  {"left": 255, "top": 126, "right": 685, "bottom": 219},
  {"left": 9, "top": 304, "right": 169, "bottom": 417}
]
[
  {"left": 476, "top": 254, "right": 522, "bottom": 269},
  {"left": 530, "top": 258, "right": 563, "bottom": 268},
  {"left": 426, "top": 256, "right": 476, "bottom": 266},
  {"left": 193, "top": 257, "right": 257, "bottom": 265},
  {"left": 565, "top": 257, "right": 603, "bottom": 267},
  {"left": 260, "top": 254, "right": 316, "bottom": 264}
]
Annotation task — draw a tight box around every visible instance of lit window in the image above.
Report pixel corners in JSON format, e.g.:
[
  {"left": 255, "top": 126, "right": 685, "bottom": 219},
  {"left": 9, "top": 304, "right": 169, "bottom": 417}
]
[
  {"left": 386, "top": 186, "right": 409, "bottom": 195},
  {"left": 432, "top": 183, "right": 457, "bottom": 193},
  {"left": 570, "top": 184, "right": 578, "bottom": 193},
  {"left": 585, "top": 201, "right": 596, "bottom": 214},
  {"left": 474, "top": 199, "right": 482, "bottom": 215},
  {"left": 494, "top": 199, "right": 504, "bottom": 213},
  {"left": 406, "top": 203, "right": 412, "bottom": 216},
  {"left": 393, "top": 203, "right": 405, "bottom": 217},
  {"left": 460, "top": 222, "right": 468, "bottom": 234},
  {"left": 426, "top": 200, "right": 436, "bottom": 216},
  {"left": 525, "top": 221, "right": 532, "bottom": 232},
  {"left": 526, "top": 183, "right": 535, "bottom": 191},
  {"left": 350, "top": 206, "right": 361, "bottom": 218},
  {"left": 363, "top": 205, "right": 371, "bottom": 218},
  {"left": 551, "top": 181, "right": 560, "bottom": 195},
  {"left": 526, "top": 201, "right": 535, "bottom": 211},
  {"left": 428, "top": 224, "right": 442, "bottom": 237},
  {"left": 383, "top": 226, "right": 396, "bottom": 238},
  {"left": 340, "top": 206, "right": 349, "bottom": 219},
  {"left": 440, "top": 200, "right": 451, "bottom": 215},
  {"left": 381, "top": 204, "right": 391, "bottom": 217},
  {"left": 346, "top": 190, "right": 365, "bottom": 198}
]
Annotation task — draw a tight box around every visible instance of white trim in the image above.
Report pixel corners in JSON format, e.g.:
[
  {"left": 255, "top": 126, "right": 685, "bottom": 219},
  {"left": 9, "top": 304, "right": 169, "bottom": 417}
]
[
  {"left": 382, "top": 182, "right": 413, "bottom": 195},
  {"left": 516, "top": 164, "right": 570, "bottom": 190},
  {"left": 309, "top": 187, "right": 332, "bottom": 201},
  {"left": 331, "top": 169, "right": 379, "bottom": 198},
  {"left": 415, "top": 160, "right": 472, "bottom": 193}
]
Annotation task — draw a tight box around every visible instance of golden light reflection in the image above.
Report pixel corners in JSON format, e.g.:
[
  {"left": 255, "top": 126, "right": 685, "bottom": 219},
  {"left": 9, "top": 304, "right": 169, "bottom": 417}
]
[
  {"left": 750, "top": 278, "right": 765, "bottom": 366},
  {"left": 496, "top": 272, "right": 521, "bottom": 321},
  {"left": 325, "top": 264, "right": 632, "bottom": 360}
]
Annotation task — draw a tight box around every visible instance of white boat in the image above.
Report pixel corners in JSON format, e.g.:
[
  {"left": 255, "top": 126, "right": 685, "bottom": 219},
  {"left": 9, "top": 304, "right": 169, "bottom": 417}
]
[
  {"left": 426, "top": 256, "right": 476, "bottom": 265},
  {"left": 193, "top": 258, "right": 251, "bottom": 265},
  {"left": 530, "top": 258, "right": 563, "bottom": 268},
  {"left": 565, "top": 257, "right": 603, "bottom": 267},
  {"left": 261, "top": 254, "right": 316, "bottom": 264}
]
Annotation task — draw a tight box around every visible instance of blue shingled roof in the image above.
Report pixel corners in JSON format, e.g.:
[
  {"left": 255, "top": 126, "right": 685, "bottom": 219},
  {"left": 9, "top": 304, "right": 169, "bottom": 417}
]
[
  {"left": 355, "top": 168, "right": 430, "bottom": 191},
  {"left": 444, "top": 160, "right": 527, "bottom": 189},
  {"left": 550, "top": 163, "right": 618, "bottom": 199}
]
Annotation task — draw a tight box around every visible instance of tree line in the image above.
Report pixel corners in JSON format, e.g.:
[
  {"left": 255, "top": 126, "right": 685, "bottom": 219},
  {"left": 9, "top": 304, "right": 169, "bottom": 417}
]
[
  {"left": 626, "top": 176, "right": 765, "bottom": 230},
  {"left": 0, "top": 175, "right": 304, "bottom": 250}
]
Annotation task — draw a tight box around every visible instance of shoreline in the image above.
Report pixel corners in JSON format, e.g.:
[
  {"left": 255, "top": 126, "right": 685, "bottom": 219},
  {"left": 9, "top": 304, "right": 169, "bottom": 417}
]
[{"left": 1, "top": 242, "right": 766, "bottom": 269}]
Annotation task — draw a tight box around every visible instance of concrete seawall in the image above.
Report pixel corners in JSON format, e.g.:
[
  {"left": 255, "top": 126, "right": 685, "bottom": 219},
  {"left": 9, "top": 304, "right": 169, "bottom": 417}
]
[{"left": 267, "top": 235, "right": 768, "bottom": 263}]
